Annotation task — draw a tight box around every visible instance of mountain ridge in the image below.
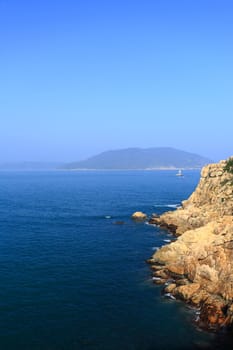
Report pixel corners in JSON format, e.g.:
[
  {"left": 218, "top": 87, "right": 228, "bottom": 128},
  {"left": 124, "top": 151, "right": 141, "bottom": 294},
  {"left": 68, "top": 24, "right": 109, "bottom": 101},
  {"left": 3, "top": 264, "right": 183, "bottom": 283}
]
[{"left": 63, "top": 147, "right": 212, "bottom": 170}]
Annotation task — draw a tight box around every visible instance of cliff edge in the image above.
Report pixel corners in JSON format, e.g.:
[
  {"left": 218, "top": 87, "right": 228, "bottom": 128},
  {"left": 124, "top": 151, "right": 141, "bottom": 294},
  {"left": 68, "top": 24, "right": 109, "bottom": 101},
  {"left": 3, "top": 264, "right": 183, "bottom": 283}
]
[{"left": 148, "top": 158, "right": 233, "bottom": 330}]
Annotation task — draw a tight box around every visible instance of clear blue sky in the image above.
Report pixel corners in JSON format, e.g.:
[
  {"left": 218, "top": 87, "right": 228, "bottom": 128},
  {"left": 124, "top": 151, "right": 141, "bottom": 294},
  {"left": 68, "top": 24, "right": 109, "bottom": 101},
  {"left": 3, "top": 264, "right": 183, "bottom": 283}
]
[{"left": 1, "top": 0, "right": 232, "bottom": 162}]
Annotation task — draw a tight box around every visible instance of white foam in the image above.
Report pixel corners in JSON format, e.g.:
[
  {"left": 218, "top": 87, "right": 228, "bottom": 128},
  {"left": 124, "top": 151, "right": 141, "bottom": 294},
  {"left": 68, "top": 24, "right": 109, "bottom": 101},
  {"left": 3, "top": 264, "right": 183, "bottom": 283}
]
[
  {"left": 163, "top": 239, "right": 171, "bottom": 243},
  {"left": 152, "top": 246, "right": 159, "bottom": 251},
  {"left": 164, "top": 293, "right": 176, "bottom": 300},
  {"left": 167, "top": 204, "right": 180, "bottom": 208},
  {"left": 153, "top": 204, "right": 180, "bottom": 208}
]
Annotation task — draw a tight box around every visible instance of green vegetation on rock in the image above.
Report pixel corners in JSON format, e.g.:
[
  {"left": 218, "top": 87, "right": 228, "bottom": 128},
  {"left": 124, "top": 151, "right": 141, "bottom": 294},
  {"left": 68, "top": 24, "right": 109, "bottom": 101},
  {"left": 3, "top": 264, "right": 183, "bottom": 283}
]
[{"left": 224, "top": 158, "right": 233, "bottom": 174}]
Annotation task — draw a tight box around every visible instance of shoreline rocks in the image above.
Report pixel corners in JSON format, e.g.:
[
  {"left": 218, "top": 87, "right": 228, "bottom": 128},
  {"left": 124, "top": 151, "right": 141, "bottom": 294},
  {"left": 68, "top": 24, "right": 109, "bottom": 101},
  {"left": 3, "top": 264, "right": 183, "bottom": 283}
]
[{"left": 147, "top": 159, "right": 233, "bottom": 331}]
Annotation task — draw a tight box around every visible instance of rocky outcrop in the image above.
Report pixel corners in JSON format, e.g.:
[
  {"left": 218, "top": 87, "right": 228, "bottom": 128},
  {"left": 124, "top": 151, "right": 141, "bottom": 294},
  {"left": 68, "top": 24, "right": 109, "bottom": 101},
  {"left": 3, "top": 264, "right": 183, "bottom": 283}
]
[
  {"left": 131, "top": 211, "right": 147, "bottom": 221},
  {"left": 148, "top": 159, "right": 233, "bottom": 330}
]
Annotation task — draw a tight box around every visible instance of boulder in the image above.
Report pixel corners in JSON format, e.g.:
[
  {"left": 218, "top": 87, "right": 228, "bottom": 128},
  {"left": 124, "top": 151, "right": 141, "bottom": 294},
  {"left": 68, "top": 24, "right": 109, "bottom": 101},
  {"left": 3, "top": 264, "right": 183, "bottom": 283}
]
[{"left": 131, "top": 211, "right": 147, "bottom": 221}]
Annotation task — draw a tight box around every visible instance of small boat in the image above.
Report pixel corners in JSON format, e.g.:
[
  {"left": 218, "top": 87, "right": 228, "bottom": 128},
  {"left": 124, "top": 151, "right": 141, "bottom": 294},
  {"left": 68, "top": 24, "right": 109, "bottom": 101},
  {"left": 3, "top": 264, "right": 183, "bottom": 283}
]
[{"left": 176, "top": 169, "right": 184, "bottom": 176}]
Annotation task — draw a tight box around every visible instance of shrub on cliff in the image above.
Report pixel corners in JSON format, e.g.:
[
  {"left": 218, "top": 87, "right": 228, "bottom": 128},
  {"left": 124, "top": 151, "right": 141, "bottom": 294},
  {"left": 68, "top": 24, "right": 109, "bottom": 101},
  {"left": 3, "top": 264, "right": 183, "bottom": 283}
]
[
  {"left": 222, "top": 158, "right": 233, "bottom": 187},
  {"left": 224, "top": 158, "right": 233, "bottom": 174}
]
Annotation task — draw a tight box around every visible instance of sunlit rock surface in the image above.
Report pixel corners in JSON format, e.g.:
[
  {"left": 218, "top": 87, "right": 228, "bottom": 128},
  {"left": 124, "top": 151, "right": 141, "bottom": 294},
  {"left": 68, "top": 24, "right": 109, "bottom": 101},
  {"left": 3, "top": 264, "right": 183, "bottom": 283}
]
[{"left": 148, "top": 159, "right": 233, "bottom": 330}]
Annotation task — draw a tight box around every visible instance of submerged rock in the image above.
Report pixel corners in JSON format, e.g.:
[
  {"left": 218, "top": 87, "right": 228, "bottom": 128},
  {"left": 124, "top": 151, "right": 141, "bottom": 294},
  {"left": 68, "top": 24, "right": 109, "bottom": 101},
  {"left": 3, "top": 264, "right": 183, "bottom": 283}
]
[
  {"left": 114, "top": 221, "right": 125, "bottom": 225},
  {"left": 148, "top": 158, "right": 233, "bottom": 330}
]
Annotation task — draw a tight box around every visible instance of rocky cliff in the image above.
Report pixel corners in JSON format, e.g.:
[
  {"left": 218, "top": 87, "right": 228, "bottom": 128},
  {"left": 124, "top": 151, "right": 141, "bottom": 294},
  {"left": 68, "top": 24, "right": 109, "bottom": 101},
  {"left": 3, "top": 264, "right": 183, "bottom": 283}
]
[{"left": 148, "top": 159, "right": 233, "bottom": 330}]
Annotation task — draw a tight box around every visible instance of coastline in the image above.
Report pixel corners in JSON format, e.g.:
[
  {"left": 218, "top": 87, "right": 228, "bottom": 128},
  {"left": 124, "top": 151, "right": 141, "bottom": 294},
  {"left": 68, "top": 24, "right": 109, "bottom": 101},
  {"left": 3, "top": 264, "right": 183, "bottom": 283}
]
[
  {"left": 59, "top": 167, "right": 202, "bottom": 171},
  {"left": 146, "top": 159, "right": 233, "bottom": 331},
  {"left": 0, "top": 168, "right": 202, "bottom": 172}
]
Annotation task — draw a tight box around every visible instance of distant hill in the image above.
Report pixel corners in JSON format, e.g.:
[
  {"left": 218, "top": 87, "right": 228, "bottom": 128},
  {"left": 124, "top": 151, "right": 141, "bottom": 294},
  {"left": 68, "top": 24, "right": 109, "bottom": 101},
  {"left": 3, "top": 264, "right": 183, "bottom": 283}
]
[
  {"left": 63, "top": 148, "right": 212, "bottom": 170},
  {"left": 0, "top": 162, "right": 63, "bottom": 170}
]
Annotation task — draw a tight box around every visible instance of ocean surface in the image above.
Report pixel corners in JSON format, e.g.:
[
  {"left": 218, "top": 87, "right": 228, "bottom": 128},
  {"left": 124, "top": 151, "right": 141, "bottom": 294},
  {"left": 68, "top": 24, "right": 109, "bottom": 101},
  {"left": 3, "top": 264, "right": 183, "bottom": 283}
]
[{"left": 0, "top": 170, "right": 232, "bottom": 350}]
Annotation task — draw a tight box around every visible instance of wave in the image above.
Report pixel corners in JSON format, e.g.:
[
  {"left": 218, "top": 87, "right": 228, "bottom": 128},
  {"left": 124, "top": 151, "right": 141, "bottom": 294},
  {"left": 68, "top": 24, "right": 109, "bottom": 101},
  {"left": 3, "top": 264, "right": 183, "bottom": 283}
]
[
  {"left": 153, "top": 204, "right": 180, "bottom": 208},
  {"left": 167, "top": 204, "right": 181, "bottom": 208},
  {"left": 164, "top": 293, "right": 176, "bottom": 300}
]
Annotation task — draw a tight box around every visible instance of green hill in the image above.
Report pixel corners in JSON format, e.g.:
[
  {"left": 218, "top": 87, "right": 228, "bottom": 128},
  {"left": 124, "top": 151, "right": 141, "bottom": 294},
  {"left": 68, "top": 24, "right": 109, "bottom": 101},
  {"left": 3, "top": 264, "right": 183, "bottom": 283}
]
[{"left": 63, "top": 147, "right": 211, "bottom": 170}]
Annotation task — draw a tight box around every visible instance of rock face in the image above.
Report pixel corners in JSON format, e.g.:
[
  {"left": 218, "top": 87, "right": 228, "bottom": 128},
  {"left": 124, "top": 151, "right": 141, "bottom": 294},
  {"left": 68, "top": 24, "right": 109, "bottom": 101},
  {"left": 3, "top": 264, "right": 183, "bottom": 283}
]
[{"left": 148, "top": 159, "right": 233, "bottom": 330}]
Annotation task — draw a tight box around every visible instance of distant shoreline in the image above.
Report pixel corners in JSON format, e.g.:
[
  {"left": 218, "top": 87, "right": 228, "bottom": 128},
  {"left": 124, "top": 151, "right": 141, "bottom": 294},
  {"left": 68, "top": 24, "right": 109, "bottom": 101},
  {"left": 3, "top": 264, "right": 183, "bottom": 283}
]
[
  {"left": 60, "top": 167, "right": 202, "bottom": 171},
  {"left": 0, "top": 167, "right": 203, "bottom": 172}
]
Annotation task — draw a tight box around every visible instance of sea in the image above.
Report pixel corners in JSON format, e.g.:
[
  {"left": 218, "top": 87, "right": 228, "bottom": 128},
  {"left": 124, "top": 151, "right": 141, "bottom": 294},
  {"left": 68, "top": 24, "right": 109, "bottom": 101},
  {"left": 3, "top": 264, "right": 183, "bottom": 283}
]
[{"left": 0, "top": 170, "right": 232, "bottom": 350}]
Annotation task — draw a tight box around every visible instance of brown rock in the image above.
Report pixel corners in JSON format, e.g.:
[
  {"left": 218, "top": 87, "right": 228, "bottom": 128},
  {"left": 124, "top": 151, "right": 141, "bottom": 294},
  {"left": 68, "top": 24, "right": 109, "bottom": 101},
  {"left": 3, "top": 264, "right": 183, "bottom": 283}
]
[
  {"left": 167, "top": 264, "right": 185, "bottom": 276},
  {"left": 131, "top": 211, "right": 147, "bottom": 221},
  {"left": 152, "top": 278, "right": 167, "bottom": 285},
  {"left": 176, "top": 278, "right": 189, "bottom": 286},
  {"left": 200, "top": 296, "right": 227, "bottom": 328},
  {"left": 150, "top": 265, "right": 164, "bottom": 270},
  {"left": 153, "top": 270, "right": 169, "bottom": 279},
  {"left": 148, "top": 158, "right": 233, "bottom": 329},
  {"left": 145, "top": 258, "right": 156, "bottom": 264},
  {"left": 191, "top": 290, "right": 210, "bottom": 305},
  {"left": 148, "top": 218, "right": 159, "bottom": 225},
  {"left": 164, "top": 283, "right": 176, "bottom": 293},
  {"left": 174, "top": 283, "right": 200, "bottom": 301}
]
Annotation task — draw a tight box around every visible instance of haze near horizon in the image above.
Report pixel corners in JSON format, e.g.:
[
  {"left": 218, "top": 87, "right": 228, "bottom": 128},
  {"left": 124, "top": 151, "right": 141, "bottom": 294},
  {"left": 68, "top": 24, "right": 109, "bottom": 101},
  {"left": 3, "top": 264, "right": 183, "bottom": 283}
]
[{"left": 1, "top": 0, "right": 232, "bottom": 162}]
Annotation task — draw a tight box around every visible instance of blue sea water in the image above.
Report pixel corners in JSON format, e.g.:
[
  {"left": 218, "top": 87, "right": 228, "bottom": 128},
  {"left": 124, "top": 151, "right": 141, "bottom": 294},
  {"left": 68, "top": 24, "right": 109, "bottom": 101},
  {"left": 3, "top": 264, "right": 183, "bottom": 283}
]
[{"left": 0, "top": 170, "right": 232, "bottom": 350}]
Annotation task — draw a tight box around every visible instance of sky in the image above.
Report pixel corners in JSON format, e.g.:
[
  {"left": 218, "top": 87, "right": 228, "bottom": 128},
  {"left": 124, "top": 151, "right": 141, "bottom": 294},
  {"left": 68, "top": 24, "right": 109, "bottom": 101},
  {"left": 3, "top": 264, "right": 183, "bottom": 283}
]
[{"left": 0, "top": 0, "right": 232, "bottom": 162}]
